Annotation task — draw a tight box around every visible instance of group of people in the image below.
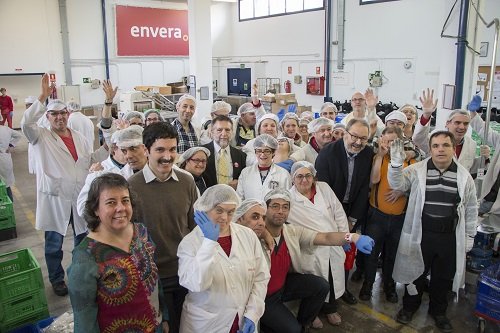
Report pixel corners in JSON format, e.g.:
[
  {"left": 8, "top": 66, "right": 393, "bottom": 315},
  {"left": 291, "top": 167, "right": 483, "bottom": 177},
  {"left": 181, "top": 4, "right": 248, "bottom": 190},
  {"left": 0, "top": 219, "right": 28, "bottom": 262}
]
[{"left": 7, "top": 72, "right": 498, "bottom": 333}]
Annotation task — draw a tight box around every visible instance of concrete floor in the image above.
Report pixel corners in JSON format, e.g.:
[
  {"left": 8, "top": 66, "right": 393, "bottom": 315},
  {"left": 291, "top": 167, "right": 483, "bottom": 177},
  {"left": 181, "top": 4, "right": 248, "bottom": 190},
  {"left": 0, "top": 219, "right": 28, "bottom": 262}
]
[{"left": 1, "top": 133, "right": 499, "bottom": 333}]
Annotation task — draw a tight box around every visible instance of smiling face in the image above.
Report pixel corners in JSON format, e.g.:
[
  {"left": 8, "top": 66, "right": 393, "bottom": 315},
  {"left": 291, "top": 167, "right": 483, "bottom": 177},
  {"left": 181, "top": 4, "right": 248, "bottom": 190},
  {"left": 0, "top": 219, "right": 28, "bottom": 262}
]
[
  {"left": 401, "top": 107, "right": 417, "bottom": 126},
  {"left": 259, "top": 119, "right": 278, "bottom": 137},
  {"left": 184, "top": 150, "right": 208, "bottom": 177},
  {"left": 313, "top": 125, "right": 333, "bottom": 148},
  {"left": 266, "top": 198, "right": 290, "bottom": 228},
  {"left": 446, "top": 114, "right": 470, "bottom": 142},
  {"left": 321, "top": 107, "right": 337, "bottom": 120},
  {"left": 120, "top": 145, "right": 148, "bottom": 171},
  {"left": 207, "top": 203, "right": 237, "bottom": 235},
  {"left": 46, "top": 109, "right": 69, "bottom": 133},
  {"left": 255, "top": 146, "right": 274, "bottom": 167},
  {"left": 177, "top": 99, "right": 196, "bottom": 123},
  {"left": 351, "top": 92, "right": 366, "bottom": 114},
  {"left": 283, "top": 118, "right": 299, "bottom": 139},
  {"left": 238, "top": 204, "right": 266, "bottom": 237},
  {"left": 332, "top": 128, "right": 345, "bottom": 141},
  {"left": 147, "top": 138, "right": 177, "bottom": 180},
  {"left": 212, "top": 120, "right": 233, "bottom": 148},
  {"left": 344, "top": 122, "right": 369, "bottom": 154},
  {"left": 293, "top": 167, "right": 315, "bottom": 195},
  {"left": 240, "top": 112, "right": 256, "bottom": 127},
  {"left": 94, "top": 187, "right": 133, "bottom": 233}
]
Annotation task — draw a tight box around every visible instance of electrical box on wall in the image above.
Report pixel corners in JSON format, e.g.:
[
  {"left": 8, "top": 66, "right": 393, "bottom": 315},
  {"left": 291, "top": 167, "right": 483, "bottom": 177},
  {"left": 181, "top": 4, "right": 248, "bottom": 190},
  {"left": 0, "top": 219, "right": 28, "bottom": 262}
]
[
  {"left": 306, "top": 76, "right": 325, "bottom": 95},
  {"left": 369, "top": 71, "right": 383, "bottom": 87},
  {"left": 294, "top": 75, "right": 302, "bottom": 84}
]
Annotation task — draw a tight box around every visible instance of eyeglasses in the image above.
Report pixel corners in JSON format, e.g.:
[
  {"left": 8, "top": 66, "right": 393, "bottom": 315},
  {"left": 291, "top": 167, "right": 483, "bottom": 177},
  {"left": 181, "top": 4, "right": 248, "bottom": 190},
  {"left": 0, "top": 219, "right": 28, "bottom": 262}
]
[
  {"left": 189, "top": 158, "right": 207, "bottom": 165},
  {"left": 295, "top": 173, "right": 314, "bottom": 181},
  {"left": 347, "top": 131, "right": 368, "bottom": 143},
  {"left": 269, "top": 203, "right": 290, "bottom": 211},
  {"left": 48, "top": 110, "right": 68, "bottom": 116},
  {"left": 255, "top": 149, "right": 273, "bottom": 155},
  {"left": 351, "top": 98, "right": 365, "bottom": 103}
]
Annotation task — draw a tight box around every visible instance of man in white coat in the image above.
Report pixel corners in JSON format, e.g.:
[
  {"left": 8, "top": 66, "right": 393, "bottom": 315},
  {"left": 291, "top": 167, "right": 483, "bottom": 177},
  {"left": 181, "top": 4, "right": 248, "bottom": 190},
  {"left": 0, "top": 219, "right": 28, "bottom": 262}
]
[
  {"left": 388, "top": 131, "right": 477, "bottom": 332},
  {"left": 0, "top": 114, "right": 23, "bottom": 201},
  {"left": 341, "top": 89, "right": 384, "bottom": 137},
  {"left": 21, "top": 74, "right": 108, "bottom": 297},
  {"left": 67, "top": 101, "right": 95, "bottom": 153}
]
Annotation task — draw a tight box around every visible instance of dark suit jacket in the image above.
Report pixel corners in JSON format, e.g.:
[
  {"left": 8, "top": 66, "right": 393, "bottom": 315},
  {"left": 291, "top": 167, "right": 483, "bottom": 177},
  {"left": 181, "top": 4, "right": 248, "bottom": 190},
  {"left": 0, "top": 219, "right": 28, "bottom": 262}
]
[
  {"left": 202, "top": 141, "right": 247, "bottom": 188},
  {"left": 315, "top": 139, "right": 374, "bottom": 221}
]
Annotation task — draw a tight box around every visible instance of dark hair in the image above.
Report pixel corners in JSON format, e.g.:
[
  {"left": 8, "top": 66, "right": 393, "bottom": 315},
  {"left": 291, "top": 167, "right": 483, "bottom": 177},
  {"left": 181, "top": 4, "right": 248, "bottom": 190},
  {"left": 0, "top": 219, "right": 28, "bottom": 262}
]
[
  {"left": 143, "top": 122, "right": 178, "bottom": 151},
  {"left": 212, "top": 114, "right": 233, "bottom": 127},
  {"left": 84, "top": 173, "right": 136, "bottom": 232},
  {"left": 429, "top": 130, "right": 456, "bottom": 148},
  {"left": 381, "top": 126, "right": 403, "bottom": 139}
]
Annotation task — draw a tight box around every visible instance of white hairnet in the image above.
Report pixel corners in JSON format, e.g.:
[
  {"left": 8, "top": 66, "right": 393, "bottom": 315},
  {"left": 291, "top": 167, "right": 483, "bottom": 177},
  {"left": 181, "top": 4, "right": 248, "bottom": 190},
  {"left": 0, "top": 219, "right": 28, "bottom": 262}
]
[
  {"left": 307, "top": 117, "right": 334, "bottom": 134},
  {"left": 333, "top": 123, "right": 346, "bottom": 131},
  {"left": 178, "top": 146, "right": 210, "bottom": 165},
  {"left": 67, "top": 101, "right": 81, "bottom": 112},
  {"left": 385, "top": 111, "right": 408, "bottom": 125},
  {"left": 124, "top": 111, "right": 144, "bottom": 122},
  {"left": 211, "top": 101, "right": 231, "bottom": 114},
  {"left": 398, "top": 104, "right": 418, "bottom": 115},
  {"left": 256, "top": 113, "right": 279, "bottom": 135},
  {"left": 46, "top": 99, "right": 67, "bottom": 111},
  {"left": 320, "top": 102, "right": 338, "bottom": 113},
  {"left": 254, "top": 134, "right": 278, "bottom": 150},
  {"left": 193, "top": 184, "right": 241, "bottom": 212},
  {"left": 277, "top": 135, "right": 294, "bottom": 154},
  {"left": 233, "top": 199, "right": 267, "bottom": 223},
  {"left": 447, "top": 109, "right": 470, "bottom": 121},
  {"left": 237, "top": 102, "right": 258, "bottom": 116},
  {"left": 144, "top": 109, "right": 163, "bottom": 121},
  {"left": 25, "top": 96, "right": 37, "bottom": 104},
  {"left": 300, "top": 111, "right": 314, "bottom": 121},
  {"left": 291, "top": 160, "right": 317, "bottom": 178},
  {"left": 264, "top": 188, "right": 291, "bottom": 203},
  {"left": 176, "top": 94, "right": 196, "bottom": 108},
  {"left": 115, "top": 125, "right": 144, "bottom": 148},
  {"left": 280, "top": 112, "right": 300, "bottom": 127}
]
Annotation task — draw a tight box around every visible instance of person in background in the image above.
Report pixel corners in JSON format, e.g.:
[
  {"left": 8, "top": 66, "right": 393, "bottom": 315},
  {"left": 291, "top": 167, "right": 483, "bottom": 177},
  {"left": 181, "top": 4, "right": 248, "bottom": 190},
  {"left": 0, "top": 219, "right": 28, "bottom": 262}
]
[
  {"left": 232, "top": 82, "right": 266, "bottom": 148},
  {"left": 287, "top": 161, "right": 349, "bottom": 328},
  {"left": 280, "top": 112, "right": 305, "bottom": 147},
  {"left": 178, "top": 185, "right": 270, "bottom": 333},
  {"left": 252, "top": 189, "right": 374, "bottom": 333},
  {"left": 0, "top": 87, "right": 14, "bottom": 128},
  {"left": 360, "top": 126, "right": 413, "bottom": 304},
  {"left": 0, "top": 114, "right": 23, "bottom": 201},
  {"left": 289, "top": 117, "right": 334, "bottom": 165},
  {"left": 332, "top": 123, "right": 346, "bottom": 142},
  {"left": 315, "top": 118, "right": 375, "bottom": 305},
  {"left": 172, "top": 94, "right": 199, "bottom": 154},
  {"left": 99, "top": 130, "right": 128, "bottom": 171},
  {"left": 21, "top": 74, "right": 108, "bottom": 297},
  {"left": 237, "top": 134, "right": 291, "bottom": 200},
  {"left": 124, "top": 111, "right": 145, "bottom": 127},
  {"left": 144, "top": 109, "right": 164, "bottom": 127},
  {"left": 202, "top": 115, "right": 246, "bottom": 189},
  {"left": 128, "top": 122, "right": 198, "bottom": 333},
  {"left": 274, "top": 136, "right": 295, "bottom": 163},
  {"left": 298, "top": 117, "right": 311, "bottom": 144},
  {"left": 199, "top": 100, "right": 232, "bottom": 145},
  {"left": 341, "top": 89, "right": 385, "bottom": 136},
  {"left": 68, "top": 173, "right": 169, "bottom": 333},
  {"left": 320, "top": 102, "right": 338, "bottom": 121},
  {"left": 67, "top": 101, "right": 95, "bottom": 153},
  {"left": 389, "top": 132, "right": 477, "bottom": 332},
  {"left": 178, "top": 146, "right": 210, "bottom": 196},
  {"left": 243, "top": 113, "right": 280, "bottom": 166},
  {"left": 398, "top": 104, "right": 419, "bottom": 139}
]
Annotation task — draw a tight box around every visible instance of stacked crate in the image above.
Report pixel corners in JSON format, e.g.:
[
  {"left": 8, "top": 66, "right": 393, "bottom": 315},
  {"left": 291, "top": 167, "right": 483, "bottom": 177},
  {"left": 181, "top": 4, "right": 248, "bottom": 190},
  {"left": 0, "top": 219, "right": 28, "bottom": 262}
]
[
  {"left": 0, "top": 249, "right": 49, "bottom": 332},
  {"left": 0, "top": 179, "right": 16, "bottom": 241}
]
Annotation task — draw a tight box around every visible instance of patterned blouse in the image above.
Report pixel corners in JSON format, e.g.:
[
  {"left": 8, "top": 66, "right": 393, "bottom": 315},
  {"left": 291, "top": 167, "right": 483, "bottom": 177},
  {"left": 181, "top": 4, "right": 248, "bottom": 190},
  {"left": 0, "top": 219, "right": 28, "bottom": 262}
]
[{"left": 68, "top": 223, "right": 164, "bottom": 333}]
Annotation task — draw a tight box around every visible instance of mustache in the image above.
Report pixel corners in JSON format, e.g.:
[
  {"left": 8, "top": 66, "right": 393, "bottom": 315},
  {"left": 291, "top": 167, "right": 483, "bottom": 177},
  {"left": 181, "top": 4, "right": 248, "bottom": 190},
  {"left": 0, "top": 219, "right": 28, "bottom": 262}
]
[{"left": 159, "top": 158, "right": 174, "bottom": 164}]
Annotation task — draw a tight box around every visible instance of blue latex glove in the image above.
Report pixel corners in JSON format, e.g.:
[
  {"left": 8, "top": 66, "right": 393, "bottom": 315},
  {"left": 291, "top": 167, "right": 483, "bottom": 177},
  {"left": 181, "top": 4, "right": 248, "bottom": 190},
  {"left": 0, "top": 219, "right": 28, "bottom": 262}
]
[
  {"left": 276, "top": 108, "right": 286, "bottom": 121},
  {"left": 355, "top": 235, "right": 375, "bottom": 254},
  {"left": 276, "top": 159, "right": 294, "bottom": 173},
  {"left": 467, "top": 95, "right": 482, "bottom": 112},
  {"left": 194, "top": 210, "right": 219, "bottom": 241},
  {"left": 237, "top": 317, "right": 255, "bottom": 333},
  {"left": 287, "top": 104, "right": 297, "bottom": 113},
  {"left": 342, "top": 243, "right": 351, "bottom": 252}
]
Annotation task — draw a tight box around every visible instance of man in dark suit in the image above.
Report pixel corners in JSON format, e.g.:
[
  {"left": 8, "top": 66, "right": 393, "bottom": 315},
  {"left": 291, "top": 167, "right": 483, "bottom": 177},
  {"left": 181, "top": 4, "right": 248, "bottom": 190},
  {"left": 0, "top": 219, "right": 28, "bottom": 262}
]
[
  {"left": 315, "top": 118, "right": 375, "bottom": 305},
  {"left": 202, "top": 115, "right": 246, "bottom": 189}
]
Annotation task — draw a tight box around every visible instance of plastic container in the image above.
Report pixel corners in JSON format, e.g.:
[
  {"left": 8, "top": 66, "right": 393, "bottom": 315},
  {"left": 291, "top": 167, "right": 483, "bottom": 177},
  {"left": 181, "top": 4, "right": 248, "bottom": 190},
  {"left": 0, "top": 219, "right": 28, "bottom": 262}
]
[
  {"left": 8, "top": 317, "right": 55, "bottom": 333},
  {"left": 0, "top": 197, "right": 15, "bottom": 230},
  {"left": 0, "top": 249, "right": 45, "bottom": 301},
  {"left": 0, "top": 179, "right": 8, "bottom": 199},
  {"left": 474, "top": 263, "right": 500, "bottom": 323}
]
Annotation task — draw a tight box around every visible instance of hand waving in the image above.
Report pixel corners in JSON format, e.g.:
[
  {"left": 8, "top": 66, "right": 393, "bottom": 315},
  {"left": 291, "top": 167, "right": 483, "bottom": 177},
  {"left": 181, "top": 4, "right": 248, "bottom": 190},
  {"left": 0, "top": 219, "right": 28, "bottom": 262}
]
[
  {"left": 389, "top": 139, "right": 406, "bottom": 167},
  {"left": 103, "top": 80, "right": 118, "bottom": 102},
  {"left": 364, "top": 88, "right": 379, "bottom": 109},
  {"left": 419, "top": 88, "right": 438, "bottom": 117},
  {"left": 194, "top": 211, "right": 220, "bottom": 241}
]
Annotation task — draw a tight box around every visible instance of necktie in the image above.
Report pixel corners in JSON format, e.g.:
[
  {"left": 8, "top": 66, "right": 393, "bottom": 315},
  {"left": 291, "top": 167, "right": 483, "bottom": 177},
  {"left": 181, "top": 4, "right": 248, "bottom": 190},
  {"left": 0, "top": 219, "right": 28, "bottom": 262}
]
[{"left": 217, "top": 149, "right": 230, "bottom": 184}]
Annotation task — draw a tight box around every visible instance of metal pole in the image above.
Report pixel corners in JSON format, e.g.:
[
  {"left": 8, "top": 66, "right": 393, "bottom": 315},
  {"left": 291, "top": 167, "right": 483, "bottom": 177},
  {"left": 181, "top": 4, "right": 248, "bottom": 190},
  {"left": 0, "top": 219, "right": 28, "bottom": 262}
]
[
  {"left": 58, "top": 0, "right": 72, "bottom": 85},
  {"left": 101, "top": 0, "right": 110, "bottom": 80},
  {"left": 337, "top": 0, "right": 345, "bottom": 71},
  {"left": 324, "top": 0, "right": 332, "bottom": 101},
  {"left": 484, "top": 19, "right": 499, "bottom": 144},
  {"left": 454, "top": 0, "right": 470, "bottom": 109}
]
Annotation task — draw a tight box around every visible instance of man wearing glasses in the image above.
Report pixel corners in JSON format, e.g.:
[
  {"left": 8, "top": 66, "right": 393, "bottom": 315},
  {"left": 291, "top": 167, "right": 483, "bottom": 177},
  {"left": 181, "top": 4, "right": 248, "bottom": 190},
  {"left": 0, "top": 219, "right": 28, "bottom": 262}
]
[
  {"left": 341, "top": 90, "right": 385, "bottom": 138},
  {"left": 315, "top": 118, "right": 375, "bottom": 305},
  {"left": 21, "top": 74, "right": 108, "bottom": 297}
]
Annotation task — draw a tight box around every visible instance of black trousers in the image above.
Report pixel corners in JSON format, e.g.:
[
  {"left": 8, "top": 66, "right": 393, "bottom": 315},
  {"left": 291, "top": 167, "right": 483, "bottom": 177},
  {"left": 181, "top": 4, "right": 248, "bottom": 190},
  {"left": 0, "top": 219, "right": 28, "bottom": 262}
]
[
  {"left": 160, "top": 276, "right": 188, "bottom": 333},
  {"left": 260, "top": 273, "right": 329, "bottom": 333},
  {"left": 364, "top": 207, "right": 405, "bottom": 286},
  {"left": 321, "top": 263, "right": 338, "bottom": 314},
  {"left": 402, "top": 231, "right": 456, "bottom": 316}
]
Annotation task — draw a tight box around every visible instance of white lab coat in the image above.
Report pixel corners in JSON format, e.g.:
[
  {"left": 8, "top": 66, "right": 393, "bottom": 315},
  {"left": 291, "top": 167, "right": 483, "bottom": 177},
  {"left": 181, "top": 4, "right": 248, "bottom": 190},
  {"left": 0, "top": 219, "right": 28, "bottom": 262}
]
[
  {"left": 290, "top": 143, "right": 318, "bottom": 164},
  {"left": 68, "top": 111, "right": 95, "bottom": 153},
  {"left": 178, "top": 223, "right": 270, "bottom": 333},
  {"left": 412, "top": 117, "right": 478, "bottom": 172},
  {"left": 0, "top": 126, "right": 23, "bottom": 187},
  {"left": 21, "top": 100, "right": 108, "bottom": 235},
  {"left": 287, "top": 182, "right": 349, "bottom": 299},
  {"left": 236, "top": 163, "right": 291, "bottom": 200},
  {"left": 28, "top": 115, "right": 51, "bottom": 174},
  {"left": 470, "top": 115, "right": 500, "bottom": 230},
  {"left": 388, "top": 157, "right": 478, "bottom": 294},
  {"left": 341, "top": 110, "right": 385, "bottom": 136}
]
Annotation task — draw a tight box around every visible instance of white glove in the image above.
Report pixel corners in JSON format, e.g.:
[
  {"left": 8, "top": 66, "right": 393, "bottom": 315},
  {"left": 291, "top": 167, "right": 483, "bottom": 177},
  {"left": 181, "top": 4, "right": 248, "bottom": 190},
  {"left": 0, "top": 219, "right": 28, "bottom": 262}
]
[
  {"left": 466, "top": 236, "right": 475, "bottom": 252},
  {"left": 390, "top": 139, "right": 406, "bottom": 167},
  {"left": 480, "top": 145, "right": 490, "bottom": 159}
]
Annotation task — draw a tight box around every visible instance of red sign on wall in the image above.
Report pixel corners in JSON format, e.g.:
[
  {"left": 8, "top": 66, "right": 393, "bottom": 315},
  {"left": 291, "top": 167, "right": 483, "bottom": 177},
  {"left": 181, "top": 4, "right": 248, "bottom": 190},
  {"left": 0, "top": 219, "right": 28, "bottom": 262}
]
[{"left": 115, "top": 5, "right": 189, "bottom": 56}]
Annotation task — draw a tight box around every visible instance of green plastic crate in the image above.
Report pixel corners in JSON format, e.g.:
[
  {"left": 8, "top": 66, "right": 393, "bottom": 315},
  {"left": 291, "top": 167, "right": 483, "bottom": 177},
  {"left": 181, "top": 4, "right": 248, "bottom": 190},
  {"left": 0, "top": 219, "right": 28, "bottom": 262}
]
[
  {"left": 0, "top": 179, "right": 8, "bottom": 201},
  {"left": 0, "top": 302, "right": 49, "bottom": 333},
  {"left": 0, "top": 198, "right": 15, "bottom": 230},
  {"left": 0, "top": 249, "right": 44, "bottom": 301}
]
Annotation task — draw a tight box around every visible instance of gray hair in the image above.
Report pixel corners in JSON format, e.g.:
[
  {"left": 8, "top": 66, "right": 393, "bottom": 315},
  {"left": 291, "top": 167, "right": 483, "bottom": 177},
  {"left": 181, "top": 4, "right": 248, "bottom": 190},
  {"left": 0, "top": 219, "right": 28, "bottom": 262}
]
[{"left": 320, "top": 102, "right": 338, "bottom": 113}]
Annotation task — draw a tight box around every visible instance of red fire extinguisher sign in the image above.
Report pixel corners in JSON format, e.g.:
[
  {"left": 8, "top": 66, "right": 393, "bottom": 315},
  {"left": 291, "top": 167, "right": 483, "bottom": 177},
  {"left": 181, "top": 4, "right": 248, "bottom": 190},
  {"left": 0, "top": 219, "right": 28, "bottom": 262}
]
[{"left": 284, "top": 80, "right": 291, "bottom": 93}]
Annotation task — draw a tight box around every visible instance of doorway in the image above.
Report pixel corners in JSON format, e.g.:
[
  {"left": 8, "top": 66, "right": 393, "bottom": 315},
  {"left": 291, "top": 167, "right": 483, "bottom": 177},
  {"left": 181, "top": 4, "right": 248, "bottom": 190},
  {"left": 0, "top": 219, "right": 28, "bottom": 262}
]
[{"left": 227, "top": 68, "right": 251, "bottom": 96}]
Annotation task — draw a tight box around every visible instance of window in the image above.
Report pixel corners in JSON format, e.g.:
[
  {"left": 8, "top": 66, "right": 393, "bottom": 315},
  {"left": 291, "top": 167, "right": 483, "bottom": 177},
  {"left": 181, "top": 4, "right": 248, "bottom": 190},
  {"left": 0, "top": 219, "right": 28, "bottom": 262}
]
[
  {"left": 239, "top": 0, "right": 324, "bottom": 21},
  {"left": 360, "top": 0, "right": 400, "bottom": 5}
]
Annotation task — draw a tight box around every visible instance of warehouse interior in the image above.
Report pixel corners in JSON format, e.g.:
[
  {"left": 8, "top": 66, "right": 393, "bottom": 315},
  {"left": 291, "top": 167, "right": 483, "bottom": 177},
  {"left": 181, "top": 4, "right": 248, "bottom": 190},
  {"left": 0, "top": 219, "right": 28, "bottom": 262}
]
[{"left": 1, "top": 0, "right": 500, "bottom": 332}]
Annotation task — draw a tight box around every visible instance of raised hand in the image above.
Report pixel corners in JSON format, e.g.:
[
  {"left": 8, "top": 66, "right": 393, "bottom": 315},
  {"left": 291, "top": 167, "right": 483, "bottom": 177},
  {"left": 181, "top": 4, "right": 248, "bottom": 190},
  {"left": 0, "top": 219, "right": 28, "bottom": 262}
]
[
  {"left": 389, "top": 139, "right": 406, "bottom": 167},
  {"left": 419, "top": 88, "right": 438, "bottom": 117},
  {"left": 40, "top": 73, "right": 52, "bottom": 102},
  {"left": 103, "top": 80, "right": 118, "bottom": 102},
  {"left": 194, "top": 210, "right": 219, "bottom": 241},
  {"left": 364, "top": 88, "right": 379, "bottom": 109},
  {"left": 114, "top": 119, "right": 129, "bottom": 130},
  {"left": 252, "top": 81, "right": 258, "bottom": 96},
  {"left": 377, "top": 136, "right": 389, "bottom": 157}
]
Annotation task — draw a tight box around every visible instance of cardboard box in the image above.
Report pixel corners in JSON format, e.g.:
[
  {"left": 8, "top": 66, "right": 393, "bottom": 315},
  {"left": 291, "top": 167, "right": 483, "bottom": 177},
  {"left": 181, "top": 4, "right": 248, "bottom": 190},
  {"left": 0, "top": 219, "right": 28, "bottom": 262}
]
[
  {"left": 275, "top": 93, "right": 295, "bottom": 100},
  {"left": 135, "top": 85, "right": 154, "bottom": 92},
  {"left": 276, "top": 98, "right": 297, "bottom": 105},
  {"left": 158, "top": 86, "right": 172, "bottom": 95},
  {"left": 261, "top": 95, "right": 276, "bottom": 103},
  {"left": 172, "top": 85, "right": 188, "bottom": 94},
  {"left": 297, "top": 105, "right": 312, "bottom": 113}
]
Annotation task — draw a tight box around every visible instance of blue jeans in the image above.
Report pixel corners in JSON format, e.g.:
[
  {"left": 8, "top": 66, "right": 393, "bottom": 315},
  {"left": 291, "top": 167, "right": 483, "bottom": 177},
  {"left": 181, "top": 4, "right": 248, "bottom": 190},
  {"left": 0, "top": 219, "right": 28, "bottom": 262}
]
[{"left": 44, "top": 211, "right": 87, "bottom": 285}]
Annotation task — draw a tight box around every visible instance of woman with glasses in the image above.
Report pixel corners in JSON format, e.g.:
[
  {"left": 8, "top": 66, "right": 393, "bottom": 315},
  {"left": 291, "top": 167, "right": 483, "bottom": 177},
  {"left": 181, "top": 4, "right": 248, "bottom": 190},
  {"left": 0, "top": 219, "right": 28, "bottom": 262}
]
[
  {"left": 177, "top": 184, "right": 270, "bottom": 333},
  {"left": 398, "top": 104, "right": 418, "bottom": 138},
  {"left": 237, "top": 134, "right": 291, "bottom": 200},
  {"left": 287, "top": 161, "right": 350, "bottom": 328},
  {"left": 178, "top": 147, "right": 210, "bottom": 196}
]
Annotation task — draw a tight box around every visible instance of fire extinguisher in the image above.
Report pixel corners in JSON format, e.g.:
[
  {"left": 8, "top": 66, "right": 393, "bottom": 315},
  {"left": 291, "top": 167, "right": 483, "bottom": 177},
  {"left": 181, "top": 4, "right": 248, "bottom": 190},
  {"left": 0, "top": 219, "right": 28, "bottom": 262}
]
[{"left": 284, "top": 80, "right": 291, "bottom": 93}]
